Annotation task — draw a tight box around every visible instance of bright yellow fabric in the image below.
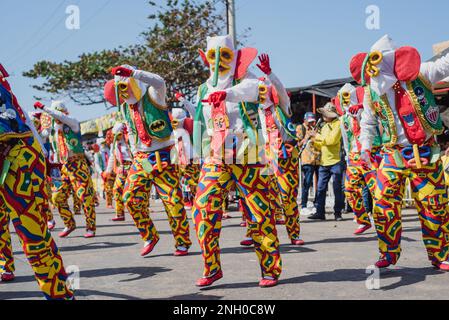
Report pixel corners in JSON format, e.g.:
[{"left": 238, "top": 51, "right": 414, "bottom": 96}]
[
  {"left": 314, "top": 119, "right": 342, "bottom": 166},
  {"left": 441, "top": 155, "right": 449, "bottom": 187}
]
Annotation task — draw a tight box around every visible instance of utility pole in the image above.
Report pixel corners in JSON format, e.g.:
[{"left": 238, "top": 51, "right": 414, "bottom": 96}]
[{"left": 226, "top": 0, "right": 237, "bottom": 47}]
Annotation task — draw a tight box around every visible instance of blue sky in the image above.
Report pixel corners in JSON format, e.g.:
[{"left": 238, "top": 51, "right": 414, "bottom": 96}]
[{"left": 1, "top": 0, "right": 448, "bottom": 121}]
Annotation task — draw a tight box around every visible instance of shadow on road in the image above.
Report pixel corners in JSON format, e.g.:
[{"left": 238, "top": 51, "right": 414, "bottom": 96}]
[
  {"left": 154, "top": 292, "right": 223, "bottom": 300},
  {"left": 13, "top": 242, "right": 137, "bottom": 256},
  {"left": 80, "top": 266, "right": 172, "bottom": 282}
]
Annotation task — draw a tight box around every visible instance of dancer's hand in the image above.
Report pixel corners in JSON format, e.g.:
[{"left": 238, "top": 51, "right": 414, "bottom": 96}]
[
  {"left": 349, "top": 104, "right": 363, "bottom": 116},
  {"left": 111, "top": 66, "right": 133, "bottom": 78},
  {"left": 175, "top": 92, "right": 185, "bottom": 102},
  {"left": 360, "top": 150, "right": 372, "bottom": 169},
  {"left": 34, "top": 102, "right": 45, "bottom": 110},
  {"left": 256, "top": 54, "right": 272, "bottom": 76},
  {"left": 208, "top": 91, "right": 227, "bottom": 108}
]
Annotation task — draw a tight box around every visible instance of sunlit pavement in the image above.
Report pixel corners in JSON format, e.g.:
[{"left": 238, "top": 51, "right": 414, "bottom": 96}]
[{"left": 2, "top": 200, "right": 448, "bottom": 300}]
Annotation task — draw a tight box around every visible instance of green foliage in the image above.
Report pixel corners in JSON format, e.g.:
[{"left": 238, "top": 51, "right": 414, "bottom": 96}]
[{"left": 23, "top": 0, "right": 226, "bottom": 106}]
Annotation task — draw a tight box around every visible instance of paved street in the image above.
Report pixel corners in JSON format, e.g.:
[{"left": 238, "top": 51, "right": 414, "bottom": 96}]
[{"left": 2, "top": 200, "right": 448, "bottom": 300}]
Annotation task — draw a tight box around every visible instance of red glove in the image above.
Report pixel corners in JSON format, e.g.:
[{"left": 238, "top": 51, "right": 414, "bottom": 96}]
[
  {"left": 34, "top": 102, "right": 45, "bottom": 110},
  {"left": 256, "top": 53, "right": 272, "bottom": 76},
  {"left": 111, "top": 66, "right": 133, "bottom": 78},
  {"left": 349, "top": 104, "right": 364, "bottom": 116},
  {"left": 208, "top": 91, "right": 227, "bottom": 108},
  {"left": 175, "top": 92, "right": 185, "bottom": 101},
  {"left": 101, "top": 172, "right": 110, "bottom": 181},
  {"left": 33, "top": 112, "right": 42, "bottom": 119}
]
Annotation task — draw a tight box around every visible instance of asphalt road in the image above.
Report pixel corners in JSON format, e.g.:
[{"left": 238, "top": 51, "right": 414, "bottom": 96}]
[{"left": 2, "top": 200, "right": 448, "bottom": 300}]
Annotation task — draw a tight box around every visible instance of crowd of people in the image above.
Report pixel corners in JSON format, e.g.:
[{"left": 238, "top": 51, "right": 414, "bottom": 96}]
[{"left": 1, "top": 33, "right": 449, "bottom": 300}]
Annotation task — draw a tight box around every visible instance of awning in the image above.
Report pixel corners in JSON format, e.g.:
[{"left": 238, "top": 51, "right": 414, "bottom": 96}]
[{"left": 288, "top": 77, "right": 356, "bottom": 99}]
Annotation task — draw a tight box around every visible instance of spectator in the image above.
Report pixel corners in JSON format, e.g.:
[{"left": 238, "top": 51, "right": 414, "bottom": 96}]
[
  {"left": 296, "top": 113, "right": 321, "bottom": 215},
  {"left": 308, "top": 102, "right": 345, "bottom": 221}
]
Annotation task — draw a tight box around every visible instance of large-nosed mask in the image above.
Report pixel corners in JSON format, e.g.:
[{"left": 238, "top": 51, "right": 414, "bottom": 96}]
[
  {"left": 350, "top": 35, "right": 421, "bottom": 96},
  {"left": 171, "top": 108, "right": 187, "bottom": 130},
  {"left": 204, "top": 35, "right": 237, "bottom": 89},
  {"left": 337, "top": 83, "right": 358, "bottom": 114},
  {"left": 199, "top": 35, "right": 258, "bottom": 90},
  {"left": 104, "top": 65, "right": 148, "bottom": 106}
]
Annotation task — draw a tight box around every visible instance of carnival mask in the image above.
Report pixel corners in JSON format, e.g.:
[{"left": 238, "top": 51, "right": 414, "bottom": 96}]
[
  {"left": 104, "top": 65, "right": 148, "bottom": 106},
  {"left": 199, "top": 35, "right": 258, "bottom": 90},
  {"left": 350, "top": 35, "right": 421, "bottom": 96}
]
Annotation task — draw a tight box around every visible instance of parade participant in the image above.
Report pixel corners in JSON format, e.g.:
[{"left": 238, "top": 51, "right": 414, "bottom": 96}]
[
  {"left": 296, "top": 113, "right": 321, "bottom": 215},
  {"left": 170, "top": 106, "right": 201, "bottom": 200},
  {"left": 95, "top": 137, "right": 114, "bottom": 209},
  {"left": 0, "top": 64, "right": 74, "bottom": 299},
  {"left": 187, "top": 35, "right": 282, "bottom": 288},
  {"left": 241, "top": 54, "right": 303, "bottom": 246},
  {"left": 351, "top": 35, "right": 449, "bottom": 270},
  {"left": 335, "top": 83, "right": 381, "bottom": 235},
  {"left": 103, "top": 65, "right": 192, "bottom": 257},
  {"left": 30, "top": 111, "right": 56, "bottom": 230},
  {"left": 104, "top": 122, "right": 133, "bottom": 222},
  {"left": 34, "top": 100, "right": 97, "bottom": 239}
]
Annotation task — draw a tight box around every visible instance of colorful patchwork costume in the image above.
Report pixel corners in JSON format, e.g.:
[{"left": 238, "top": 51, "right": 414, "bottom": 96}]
[
  {"left": 94, "top": 137, "right": 115, "bottom": 208},
  {"left": 105, "top": 122, "right": 133, "bottom": 221},
  {"left": 104, "top": 65, "right": 191, "bottom": 257},
  {"left": 35, "top": 100, "right": 97, "bottom": 239},
  {"left": 0, "top": 64, "right": 74, "bottom": 299},
  {"left": 170, "top": 107, "right": 201, "bottom": 201},
  {"left": 183, "top": 35, "right": 282, "bottom": 288},
  {"left": 240, "top": 56, "right": 303, "bottom": 246},
  {"left": 352, "top": 35, "right": 449, "bottom": 270},
  {"left": 335, "top": 83, "right": 381, "bottom": 235}
]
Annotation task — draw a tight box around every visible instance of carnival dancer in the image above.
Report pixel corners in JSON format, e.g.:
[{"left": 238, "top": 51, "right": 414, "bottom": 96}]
[
  {"left": 95, "top": 137, "right": 115, "bottom": 209},
  {"left": 103, "top": 65, "right": 192, "bottom": 257},
  {"left": 104, "top": 122, "right": 133, "bottom": 222},
  {"left": 335, "top": 83, "right": 381, "bottom": 235},
  {"left": 0, "top": 64, "right": 74, "bottom": 299},
  {"left": 351, "top": 35, "right": 449, "bottom": 270},
  {"left": 240, "top": 54, "right": 303, "bottom": 247},
  {"left": 34, "top": 100, "right": 97, "bottom": 239},
  {"left": 29, "top": 111, "right": 57, "bottom": 230},
  {"left": 170, "top": 106, "right": 201, "bottom": 202},
  {"left": 185, "top": 35, "right": 282, "bottom": 288}
]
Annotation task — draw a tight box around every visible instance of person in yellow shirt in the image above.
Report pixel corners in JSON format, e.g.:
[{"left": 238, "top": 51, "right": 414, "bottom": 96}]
[{"left": 308, "top": 102, "right": 345, "bottom": 221}]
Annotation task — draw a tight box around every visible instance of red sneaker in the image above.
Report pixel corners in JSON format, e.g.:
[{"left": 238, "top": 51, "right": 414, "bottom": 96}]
[
  {"left": 276, "top": 220, "right": 286, "bottom": 225},
  {"left": 112, "top": 216, "right": 125, "bottom": 222},
  {"left": 240, "top": 239, "right": 254, "bottom": 247},
  {"left": 1, "top": 272, "right": 15, "bottom": 282},
  {"left": 174, "top": 249, "right": 189, "bottom": 257},
  {"left": 375, "top": 259, "right": 392, "bottom": 269},
  {"left": 196, "top": 270, "right": 223, "bottom": 287},
  {"left": 291, "top": 239, "right": 305, "bottom": 246},
  {"left": 354, "top": 224, "right": 371, "bottom": 235},
  {"left": 184, "top": 201, "right": 193, "bottom": 208},
  {"left": 84, "top": 230, "right": 96, "bottom": 238},
  {"left": 141, "top": 239, "right": 159, "bottom": 257},
  {"left": 240, "top": 221, "right": 247, "bottom": 227},
  {"left": 432, "top": 261, "right": 449, "bottom": 271},
  {"left": 59, "top": 227, "right": 76, "bottom": 238},
  {"left": 47, "top": 220, "right": 56, "bottom": 231},
  {"left": 259, "top": 278, "right": 279, "bottom": 288}
]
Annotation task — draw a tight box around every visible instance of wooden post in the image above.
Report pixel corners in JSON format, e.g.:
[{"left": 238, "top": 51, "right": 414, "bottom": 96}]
[{"left": 312, "top": 93, "right": 316, "bottom": 114}]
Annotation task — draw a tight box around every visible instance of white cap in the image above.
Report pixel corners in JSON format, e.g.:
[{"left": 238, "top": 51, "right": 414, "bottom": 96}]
[
  {"left": 51, "top": 100, "right": 68, "bottom": 113},
  {"left": 112, "top": 122, "right": 125, "bottom": 135}
]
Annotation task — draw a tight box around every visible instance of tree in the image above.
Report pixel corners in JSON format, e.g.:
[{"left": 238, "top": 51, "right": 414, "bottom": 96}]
[
  {"left": 23, "top": 0, "right": 227, "bottom": 107},
  {"left": 23, "top": 48, "right": 142, "bottom": 106}
]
